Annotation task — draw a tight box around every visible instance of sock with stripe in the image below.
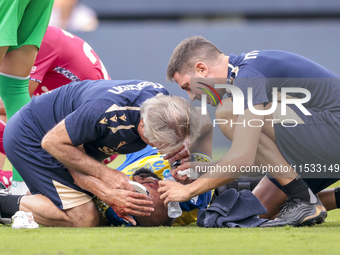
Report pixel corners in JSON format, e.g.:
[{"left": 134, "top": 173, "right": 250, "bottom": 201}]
[
  {"left": 0, "top": 72, "right": 31, "bottom": 182},
  {"left": 282, "top": 175, "right": 317, "bottom": 203}
]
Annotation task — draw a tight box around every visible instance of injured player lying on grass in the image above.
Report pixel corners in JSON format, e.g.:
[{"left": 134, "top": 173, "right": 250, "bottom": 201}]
[{"left": 95, "top": 167, "right": 211, "bottom": 227}]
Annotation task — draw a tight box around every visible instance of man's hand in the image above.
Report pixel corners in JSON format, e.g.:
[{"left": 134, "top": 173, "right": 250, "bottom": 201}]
[
  {"left": 171, "top": 162, "right": 194, "bottom": 184},
  {"left": 103, "top": 189, "right": 154, "bottom": 226},
  {"left": 100, "top": 169, "right": 135, "bottom": 191},
  {"left": 69, "top": 168, "right": 154, "bottom": 226},
  {"left": 158, "top": 180, "right": 192, "bottom": 206},
  {"left": 164, "top": 144, "right": 190, "bottom": 163}
]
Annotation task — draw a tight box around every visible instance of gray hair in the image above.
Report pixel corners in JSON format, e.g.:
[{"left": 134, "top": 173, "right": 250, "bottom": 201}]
[
  {"left": 141, "top": 94, "right": 199, "bottom": 155},
  {"left": 167, "top": 36, "right": 223, "bottom": 81}
]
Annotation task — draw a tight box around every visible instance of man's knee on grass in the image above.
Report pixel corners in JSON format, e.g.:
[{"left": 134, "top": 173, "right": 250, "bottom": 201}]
[
  {"left": 20, "top": 195, "right": 100, "bottom": 227},
  {"left": 65, "top": 201, "right": 100, "bottom": 227}
]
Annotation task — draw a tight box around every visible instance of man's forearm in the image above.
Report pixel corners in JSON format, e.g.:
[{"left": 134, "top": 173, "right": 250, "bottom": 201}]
[
  {"left": 68, "top": 167, "right": 110, "bottom": 199},
  {"left": 186, "top": 145, "right": 258, "bottom": 197},
  {"left": 45, "top": 140, "right": 109, "bottom": 179},
  {"left": 41, "top": 120, "right": 111, "bottom": 179}
]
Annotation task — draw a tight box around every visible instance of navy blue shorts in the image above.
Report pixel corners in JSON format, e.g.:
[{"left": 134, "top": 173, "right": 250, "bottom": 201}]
[
  {"left": 274, "top": 104, "right": 340, "bottom": 179},
  {"left": 4, "top": 107, "right": 92, "bottom": 210},
  {"left": 267, "top": 174, "right": 338, "bottom": 194}
]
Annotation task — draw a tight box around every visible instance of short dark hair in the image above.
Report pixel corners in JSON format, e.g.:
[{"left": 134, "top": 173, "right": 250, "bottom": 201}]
[
  {"left": 133, "top": 168, "right": 161, "bottom": 180},
  {"left": 166, "top": 36, "right": 223, "bottom": 81}
]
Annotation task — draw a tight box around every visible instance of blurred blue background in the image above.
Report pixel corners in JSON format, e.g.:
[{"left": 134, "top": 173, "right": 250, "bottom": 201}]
[{"left": 72, "top": 0, "right": 340, "bottom": 155}]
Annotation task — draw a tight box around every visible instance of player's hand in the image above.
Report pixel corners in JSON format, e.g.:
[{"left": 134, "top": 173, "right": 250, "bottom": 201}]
[
  {"left": 158, "top": 180, "right": 191, "bottom": 206},
  {"left": 104, "top": 189, "right": 154, "bottom": 226},
  {"left": 101, "top": 169, "right": 135, "bottom": 191},
  {"left": 171, "top": 162, "right": 194, "bottom": 184},
  {"left": 164, "top": 145, "right": 190, "bottom": 163}
]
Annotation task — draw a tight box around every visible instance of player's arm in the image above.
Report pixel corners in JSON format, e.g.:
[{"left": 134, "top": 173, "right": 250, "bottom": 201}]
[
  {"left": 159, "top": 104, "right": 264, "bottom": 204},
  {"left": 191, "top": 107, "right": 213, "bottom": 158},
  {"left": 68, "top": 167, "right": 153, "bottom": 226},
  {"left": 41, "top": 119, "right": 135, "bottom": 191}
]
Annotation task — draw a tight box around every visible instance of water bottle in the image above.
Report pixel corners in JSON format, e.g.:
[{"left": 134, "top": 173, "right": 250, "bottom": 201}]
[{"left": 163, "top": 169, "right": 183, "bottom": 218}]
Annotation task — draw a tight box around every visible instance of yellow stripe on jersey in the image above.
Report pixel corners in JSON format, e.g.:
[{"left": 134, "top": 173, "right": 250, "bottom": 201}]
[{"left": 121, "top": 154, "right": 170, "bottom": 179}]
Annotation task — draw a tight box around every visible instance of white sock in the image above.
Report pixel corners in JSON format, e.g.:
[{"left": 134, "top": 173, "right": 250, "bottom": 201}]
[{"left": 10, "top": 181, "right": 29, "bottom": 195}]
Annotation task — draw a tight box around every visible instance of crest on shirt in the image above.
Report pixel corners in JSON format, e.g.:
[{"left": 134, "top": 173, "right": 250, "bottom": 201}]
[
  {"left": 119, "top": 114, "right": 127, "bottom": 122},
  {"left": 99, "top": 117, "right": 108, "bottom": 124},
  {"left": 117, "top": 141, "right": 127, "bottom": 149}
]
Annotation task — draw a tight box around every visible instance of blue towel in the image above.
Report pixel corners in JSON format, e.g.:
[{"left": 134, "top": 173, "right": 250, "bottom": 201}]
[{"left": 197, "top": 189, "right": 268, "bottom": 228}]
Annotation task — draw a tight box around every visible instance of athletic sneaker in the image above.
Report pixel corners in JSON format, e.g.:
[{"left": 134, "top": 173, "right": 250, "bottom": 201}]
[
  {"left": 260, "top": 196, "right": 327, "bottom": 227},
  {"left": 0, "top": 180, "right": 10, "bottom": 195},
  {"left": 12, "top": 211, "right": 39, "bottom": 229},
  {"left": 0, "top": 181, "right": 12, "bottom": 224},
  {"left": 0, "top": 215, "right": 12, "bottom": 225}
]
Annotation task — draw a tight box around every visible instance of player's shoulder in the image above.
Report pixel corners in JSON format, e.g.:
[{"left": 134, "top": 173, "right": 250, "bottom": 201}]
[
  {"left": 108, "top": 80, "right": 169, "bottom": 95},
  {"left": 42, "top": 26, "right": 64, "bottom": 44},
  {"left": 43, "top": 26, "right": 85, "bottom": 47}
]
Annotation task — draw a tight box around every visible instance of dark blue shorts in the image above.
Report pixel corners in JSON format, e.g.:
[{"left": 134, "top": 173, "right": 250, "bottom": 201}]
[
  {"left": 274, "top": 104, "right": 340, "bottom": 179},
  {"left": 267, "top": 174, "right": 338, "bottom": 194},
  {"left": 4, "top": 107, "right": 92, "bottom": 210},
  {"left": 268, "top": 104, "right": 340, "bottom": 190}
]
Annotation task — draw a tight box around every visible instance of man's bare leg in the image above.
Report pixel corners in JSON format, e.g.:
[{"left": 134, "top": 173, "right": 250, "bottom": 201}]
[
  {"left": 217, "top": 99, "right": 329, "bottom": 225},
  {"left": 0, "top": 45, "right": 38, "bottom": 77},
  {"left": 19, "top": 194, "right": 100, "bottom": 227}
]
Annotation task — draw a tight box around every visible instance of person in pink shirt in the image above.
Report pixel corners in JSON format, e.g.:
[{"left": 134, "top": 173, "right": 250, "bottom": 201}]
[
  {"left": 0, "top": 26, "right": 112, "bottom": 193},
  {"left": 29, "top": 26, "right": 109, "bottom": 96}
]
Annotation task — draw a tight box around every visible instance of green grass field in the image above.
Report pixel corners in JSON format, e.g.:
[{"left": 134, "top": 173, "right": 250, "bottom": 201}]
[
  {"left": 1, "top": 183, "right": 340, "bottom": 255},
  {"left": 1, "top": 210, "right": 340, "bottom": 255},
  {"left": 2, "top": 152, "right": 340, "bottom": 255}
]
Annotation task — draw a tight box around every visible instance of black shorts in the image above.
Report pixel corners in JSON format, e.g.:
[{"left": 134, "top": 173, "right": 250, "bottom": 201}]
[{"left": 4, "top": 107, "right": 92, "bottom": 210}]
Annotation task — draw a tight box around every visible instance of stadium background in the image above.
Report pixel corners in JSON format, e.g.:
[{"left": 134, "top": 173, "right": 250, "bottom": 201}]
[
  {"left": 2, "top": 2, "right": 340, "bottom": 254},
  {"left": 71, "top": 0, "right": 340, "bottom": 161}
]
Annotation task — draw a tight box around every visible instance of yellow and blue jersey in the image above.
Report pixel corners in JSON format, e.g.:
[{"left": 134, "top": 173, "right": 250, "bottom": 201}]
[{"left": 98, "top": 145, "right": 213, "bottom": 226}]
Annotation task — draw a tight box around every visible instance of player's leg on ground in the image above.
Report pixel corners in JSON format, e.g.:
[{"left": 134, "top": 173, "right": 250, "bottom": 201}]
[
  {"left": 217, "top": 100, "right": 327, "bottom": 226},
  {"left": 252, "top": 176, "right": 287, "bottom": 219},
  {"left": 217, "top": 100, "right": 315, "bottom": 201},
  {"left": 253, "top": 180, "right": 339, "bottom": 219},
  {"left": 0, "top": 193, "right": 100, "bottom": 227},
  {"left": 318, "top": 188, "right": 339, "bottom": 211},
  {"left": 217, "top": 103, "right": 292, "bottom": 218},
  {"left": 257, "top": 104, "right": 327, "bottom": 226}
]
